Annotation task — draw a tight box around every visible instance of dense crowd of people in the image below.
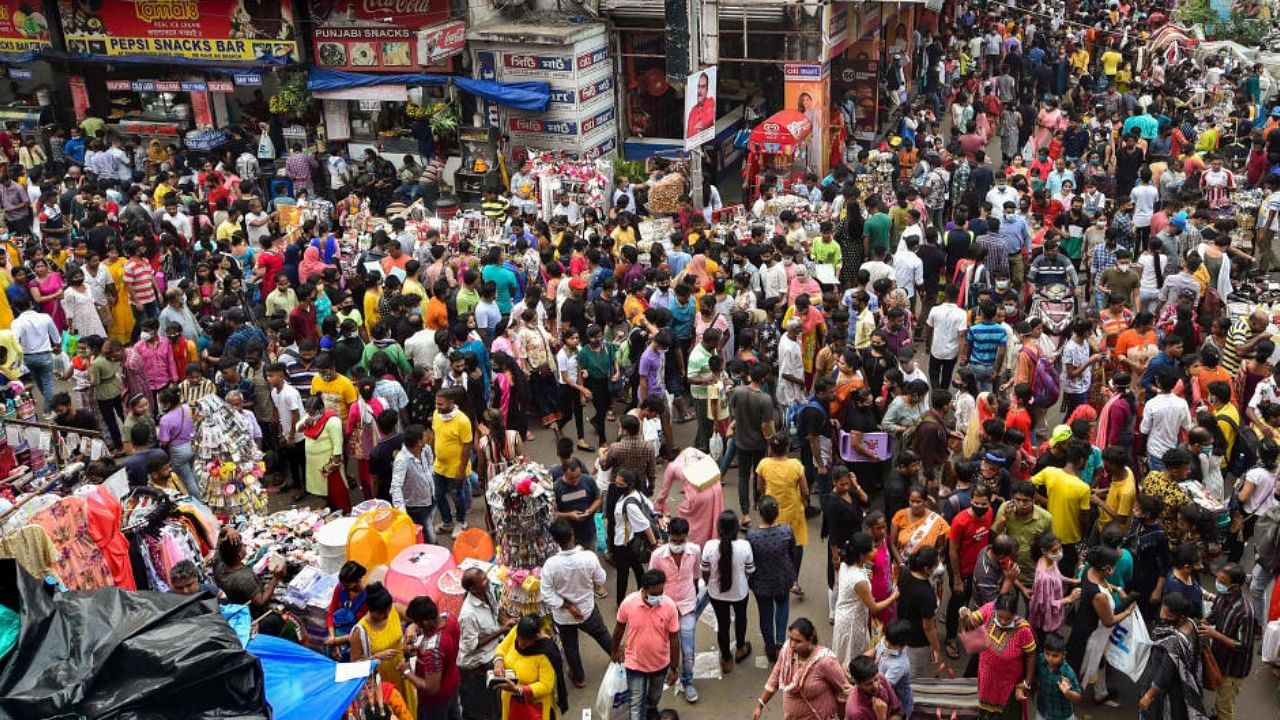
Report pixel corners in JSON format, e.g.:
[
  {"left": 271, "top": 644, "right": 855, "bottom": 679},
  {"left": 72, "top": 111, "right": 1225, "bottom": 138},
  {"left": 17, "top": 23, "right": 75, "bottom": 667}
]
[{"left": 5, "top": 2, "right": 1280, "bottom": 720}]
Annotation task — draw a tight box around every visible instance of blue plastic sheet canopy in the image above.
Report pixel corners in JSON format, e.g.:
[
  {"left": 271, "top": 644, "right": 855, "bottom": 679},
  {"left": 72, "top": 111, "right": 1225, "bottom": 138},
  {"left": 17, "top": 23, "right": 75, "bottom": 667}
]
[
  {"left": 308, "top": 68, "right": 550, "bottom": 113},
  {"left": 247, "top": 634, "right": 371, "bottom": 720}
]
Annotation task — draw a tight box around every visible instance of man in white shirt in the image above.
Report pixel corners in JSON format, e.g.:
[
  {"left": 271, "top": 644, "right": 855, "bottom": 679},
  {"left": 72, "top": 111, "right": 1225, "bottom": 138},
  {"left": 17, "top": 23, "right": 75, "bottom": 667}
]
[
  {"left": 760, "top": 253, "right": 789, "bottom": 303},
  {"left": 925, "top": 284, "right": 968, "bottom": 389},
  {"left": 985, "top": 174, "right": 1019, "bottom": 212},
  {"left": 861, "top": 245, "right": 895, "bottom": 286},
  {"left": 1140, "top": 366, "right": 1195, "bottom": 470},
  {"left": 391, "top": 425, "right": 437, "bottom": 542},
  {"left": 404, "top": 320, "right": 439, "bottom": 370},
  {"left": 456, "top": 566, "right": 513, "bottom": 718},
  {"left": 244, "top": 197, "right": 271, "bottom": 245},
  {"left": 892, "top": 235, "right": 925, "bottom": 300},
  {"left": 541, "top": 519, "right": 612, "bottom": 688},
  {"left": 552, "top": 193, "right": 582, "bottom": 226},
  {"left": 776, "top": 319, "right": 807, "bottom": 406},
  {"left": 267, "top": 362, "right": 306, "bottom": 494},
  {"left": 11, "top": 299, "right": 60, "bottom": 412}
]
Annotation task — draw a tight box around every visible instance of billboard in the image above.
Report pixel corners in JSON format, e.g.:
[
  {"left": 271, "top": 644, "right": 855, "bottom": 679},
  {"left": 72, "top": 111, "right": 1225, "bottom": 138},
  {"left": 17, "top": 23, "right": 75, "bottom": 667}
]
[
  {"left": 683, "top": 66, "right": 716, "bottom": 151},
  {"left": 59, "top": 0, "right": 299, "bottom": 62},
  {"left": 0, "top": 1, "right": 51, "bottom": 53},
  {"left": 313, "top": 25, "right": 413, "bottom": 70}
]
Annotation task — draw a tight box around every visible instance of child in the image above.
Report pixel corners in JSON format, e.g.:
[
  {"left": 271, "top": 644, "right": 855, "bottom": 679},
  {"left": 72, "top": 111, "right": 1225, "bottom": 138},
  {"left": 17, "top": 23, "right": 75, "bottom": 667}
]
[
  {"left": 1035, "top": 632, "right": 1082, "bottom": 720},
  {"left": 876, "top": 619, "right": 913, "bottom": 718},
  {"left": 1029, "top": 532, "right": 1081, "bottom": 635}
]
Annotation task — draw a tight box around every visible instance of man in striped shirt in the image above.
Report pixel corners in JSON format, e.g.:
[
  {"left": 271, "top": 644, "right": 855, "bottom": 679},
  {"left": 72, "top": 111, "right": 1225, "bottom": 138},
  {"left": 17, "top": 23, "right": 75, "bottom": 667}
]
[
  {"left": 123, "top": 242, "right": 159, "bottom": 340},
  {"left": 1222, "top": 309, "right": 1271, "bottom": 376},
  {"left": 959, "top": 301, "right": 1007, "bottom": 392}
]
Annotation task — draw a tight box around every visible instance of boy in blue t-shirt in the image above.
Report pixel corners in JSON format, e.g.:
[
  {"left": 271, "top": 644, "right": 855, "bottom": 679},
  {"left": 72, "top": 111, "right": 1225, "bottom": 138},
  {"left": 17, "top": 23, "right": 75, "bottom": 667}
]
[{"left": 876, "top": 619, "right": 913, "bottom": 718}]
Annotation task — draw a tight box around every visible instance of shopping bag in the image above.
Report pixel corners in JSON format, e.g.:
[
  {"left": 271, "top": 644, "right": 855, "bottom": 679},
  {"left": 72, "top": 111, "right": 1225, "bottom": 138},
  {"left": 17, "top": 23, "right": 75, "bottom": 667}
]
[
  {"left": 1261, "top": 619, "right": 1280, "bottom": 664},
  {"left": 957, "top": 621, "right": 989, "bottom": 655},
  {"left": 595, "top": 662, "right": 629, "bottom": 720},
  {"left": 1104, "top": 605, "right": 1151, "bottom": 682}
]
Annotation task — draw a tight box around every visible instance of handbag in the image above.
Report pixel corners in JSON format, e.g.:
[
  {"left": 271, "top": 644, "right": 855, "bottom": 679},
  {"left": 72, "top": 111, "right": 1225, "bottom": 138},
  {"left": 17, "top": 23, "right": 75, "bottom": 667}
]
[
  {"left": 622, "top": 495, "right": 655, "bottom": 563},
  {"left": 957, "top": 620, "right": 990, "bottom": 655},
  {"left": 1201, "top": 642, "right": 1222, "bottom": 691}
]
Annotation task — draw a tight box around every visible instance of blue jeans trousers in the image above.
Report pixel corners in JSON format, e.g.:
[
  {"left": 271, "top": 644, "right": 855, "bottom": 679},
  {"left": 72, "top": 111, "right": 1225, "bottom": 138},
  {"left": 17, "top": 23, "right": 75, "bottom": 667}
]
[
  {"left": 755, "top": 592, "right": 790, "bottom": 649},
  {"left": 625, "top": 668, "right": 666, "bottom": 720},
  {"left": 434, "top": 474, "right": 472, "bottom": 525},
  {"left": 24, "top": 351, "right": 55, "bottom": 412}
]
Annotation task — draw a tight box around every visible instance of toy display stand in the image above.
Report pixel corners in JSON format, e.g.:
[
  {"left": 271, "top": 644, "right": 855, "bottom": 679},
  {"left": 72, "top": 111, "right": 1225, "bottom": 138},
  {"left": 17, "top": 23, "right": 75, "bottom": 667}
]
[
  {"left": 485, "top": 462, "right": 559, "bottom": 618},
  {"left": 191, "top": 395, "right": 266, "bottom": 520},
  {"left": 530, "top": 150, "right": 612, "bottom": 219}
]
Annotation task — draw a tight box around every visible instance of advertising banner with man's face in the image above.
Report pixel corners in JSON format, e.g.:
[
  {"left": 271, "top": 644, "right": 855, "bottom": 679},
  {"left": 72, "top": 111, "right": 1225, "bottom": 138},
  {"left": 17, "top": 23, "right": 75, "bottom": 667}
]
[{"left": 684, "top": 66, "right": 717, "bottom": 151}]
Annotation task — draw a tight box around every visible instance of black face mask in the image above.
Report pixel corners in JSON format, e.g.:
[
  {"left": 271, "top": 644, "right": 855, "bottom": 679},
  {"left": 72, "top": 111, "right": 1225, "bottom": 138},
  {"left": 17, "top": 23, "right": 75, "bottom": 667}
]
[{"left": 971, "top": 505, "right": 989, "bottom": 517}]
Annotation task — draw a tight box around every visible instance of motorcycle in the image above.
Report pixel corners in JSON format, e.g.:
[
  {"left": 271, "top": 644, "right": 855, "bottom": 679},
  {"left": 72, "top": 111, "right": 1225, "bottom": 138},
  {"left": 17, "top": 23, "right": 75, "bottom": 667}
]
[{"left": 1028, "top": 282, "right": 1077, "bottom": 349}]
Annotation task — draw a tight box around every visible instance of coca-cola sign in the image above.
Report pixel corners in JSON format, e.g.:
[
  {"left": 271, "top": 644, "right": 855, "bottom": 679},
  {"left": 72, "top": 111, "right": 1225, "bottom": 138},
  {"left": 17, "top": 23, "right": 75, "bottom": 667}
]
[
  {"left": 308, "top": 0, "right": 448, "bottom": 29},
  {"left": 417, "top": 20, "right": 465, "bottom": 65}
]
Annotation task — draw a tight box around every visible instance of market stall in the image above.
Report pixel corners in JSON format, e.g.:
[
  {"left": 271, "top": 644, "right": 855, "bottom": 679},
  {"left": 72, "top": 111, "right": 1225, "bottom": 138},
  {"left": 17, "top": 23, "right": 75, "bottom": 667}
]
[{"left": 744, "top": 110, "right": 813, "bottom": 203}]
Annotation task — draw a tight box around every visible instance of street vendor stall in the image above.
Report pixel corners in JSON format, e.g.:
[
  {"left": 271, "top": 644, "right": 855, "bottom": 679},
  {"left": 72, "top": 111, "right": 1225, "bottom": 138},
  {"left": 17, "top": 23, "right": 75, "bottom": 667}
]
[{"left": 744, "top": 110, "right": 813, "bottom": 203}]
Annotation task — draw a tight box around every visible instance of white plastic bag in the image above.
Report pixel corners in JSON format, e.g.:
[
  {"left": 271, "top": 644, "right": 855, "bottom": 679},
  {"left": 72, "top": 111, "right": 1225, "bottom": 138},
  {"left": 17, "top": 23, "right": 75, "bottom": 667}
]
[
  {"left": 1262, "top": 619, "right": 1280, "bottom": 664},
  {"left": 1105, "top": 605, "right": 1152, "bottom": 682},
  {"left": 594, "top": 662, "right": 629, "bottom": 720},
  {"left": 709, "top": 433, "right": 724, "bottom": 462}
]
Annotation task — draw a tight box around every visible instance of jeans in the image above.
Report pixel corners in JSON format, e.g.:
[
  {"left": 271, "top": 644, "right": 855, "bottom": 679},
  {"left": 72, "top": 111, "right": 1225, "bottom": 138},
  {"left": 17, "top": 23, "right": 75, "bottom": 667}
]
[
  {"left": 970, "top": 362, "right": 995, "bottom": 392},
  {"left": 710, "top": 596, "right": 749, "bottom": 660},
  {"left": 736, "top": 448, "right": 764, "bottom": 516},
  {"left": 1063, "top": 391, "right": 1090, "bottom": 419},
  {"left": 755, "top": 593, "right": 790, "bottom": 649},
  {"left": 718, "top": 436, "right": 737, "bottom": 476},
  {"left": 169, "top": 441, "right": 198, "bottom": 496},
  {"left": 130, "top": 301, "right": 159, "bottom": 342},
  {"left": 1148, "top": 455, "right": 1166, "bottom": 472},
  {"left": 24, "top": 351, "right": 55, "bottom": 413},
  {"left": 625, "top": 668, "right": 666, "bottom": 720},
  {"left": 434, "top": 474, "right": 471, "bottom": 526},
  {"left": 556, "top": 607, "right": 614, "bottom": 683},
  {"left": 928, "top": 355, "right": 957, "bottom": 392},
  {"left": 406, "top": 504, "right": 438, "bottom": 544},
  {"left": 1139, "top": 288, "right": 1160, "bottom": 314},
  {"left": 676, "top": 610, "right": 697, "bottom": 686},
  {"left": 1249, "top": 562, "right": 1276, "bottom": 621}
]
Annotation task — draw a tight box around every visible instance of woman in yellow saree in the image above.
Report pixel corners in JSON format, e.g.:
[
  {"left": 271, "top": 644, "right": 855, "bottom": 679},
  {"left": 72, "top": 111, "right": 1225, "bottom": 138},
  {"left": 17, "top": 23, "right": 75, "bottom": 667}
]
[{"left": 106, "top": 247, "right": 134, "bottom": 344}]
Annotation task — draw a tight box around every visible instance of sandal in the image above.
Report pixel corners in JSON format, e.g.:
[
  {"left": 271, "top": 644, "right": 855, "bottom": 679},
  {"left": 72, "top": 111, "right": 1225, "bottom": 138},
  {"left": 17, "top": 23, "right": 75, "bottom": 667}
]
[
  {"left": 944, "top": 640, "right": 961, "bottom": 660},
  {"left": 577, "top": 441, "right": 596, "bottom": 452},
  {"left": 734, "top": 642, "right": 752, "bottom": 664},
  {"left": 791, "top": 584, "right": 806, "bottom": 599}
]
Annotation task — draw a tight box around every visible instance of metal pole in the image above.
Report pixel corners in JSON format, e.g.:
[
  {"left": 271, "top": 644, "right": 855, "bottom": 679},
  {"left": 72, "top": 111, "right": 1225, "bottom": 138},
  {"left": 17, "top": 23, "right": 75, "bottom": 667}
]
[{"left": 688, "top": 0, "right": 705, "bottom": 209}]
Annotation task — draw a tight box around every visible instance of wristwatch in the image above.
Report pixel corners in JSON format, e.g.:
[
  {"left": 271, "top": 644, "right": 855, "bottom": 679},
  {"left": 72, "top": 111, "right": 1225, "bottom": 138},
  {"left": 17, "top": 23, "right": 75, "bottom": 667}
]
[{"left": 757, "top": 698, "right": 767, "bottom": 708}]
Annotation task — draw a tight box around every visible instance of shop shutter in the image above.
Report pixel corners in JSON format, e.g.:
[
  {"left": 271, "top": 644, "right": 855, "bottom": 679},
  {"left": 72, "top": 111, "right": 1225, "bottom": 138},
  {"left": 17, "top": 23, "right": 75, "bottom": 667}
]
[{"left": 601, "top": 0, "right": 784, "bottom": 23}]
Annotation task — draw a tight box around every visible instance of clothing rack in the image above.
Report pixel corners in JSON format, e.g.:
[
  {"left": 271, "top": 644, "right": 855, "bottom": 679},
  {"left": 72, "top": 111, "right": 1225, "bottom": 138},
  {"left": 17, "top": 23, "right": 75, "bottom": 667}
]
[{"left": 0, "top": 417, "right": 104, "bottom": 469}]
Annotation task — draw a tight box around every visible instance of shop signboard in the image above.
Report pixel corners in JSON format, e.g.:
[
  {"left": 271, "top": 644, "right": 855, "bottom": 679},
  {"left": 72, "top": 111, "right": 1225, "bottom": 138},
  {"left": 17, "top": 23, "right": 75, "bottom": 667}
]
[
  {"left": 500, "top": 52, "right": 576, "bottom": 78},
  {"left": 106, "top": 79, "right": 233, "bottom": 93},
  {"left": 7, "top": 68, "right": 30, "bottom": 79},
  {"left": 822, "top": 2, "right": 850, "bottom": 60},
  {"left": 416, "top": 20, "right": 465, "bottom": 66},
  {"left": 59, "top": 0, "right": 300, "bottom": 62},
  {"left": 307, "top": 0, "right": 448, "bottom": 30},
  {"left": 0, "top": 1, "right": 52, "bottom": 54},
  {"left": 832, "top": 57, "right": 880, "bottom": 144},
  {"left": 784, "top": 64, "right": 830, "bottom": 173},
  {"left": 234, "top": 73, "right": 262, "bottom": 86},
  {"left": 314, "top": 25, "right": 414, "bottom": 70},
  {"left": 69, "top": 76, "right": 89, "bottom": 120},
  {"left": 475, "top": 50, "right": 500, "bottom": 128}
]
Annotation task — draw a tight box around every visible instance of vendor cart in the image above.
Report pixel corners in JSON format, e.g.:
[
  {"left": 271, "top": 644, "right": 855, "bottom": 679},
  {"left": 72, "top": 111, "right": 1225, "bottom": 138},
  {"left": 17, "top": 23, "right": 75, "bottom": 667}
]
[{"left": 744, "top": 110, "right": 812, "bottom": 204}]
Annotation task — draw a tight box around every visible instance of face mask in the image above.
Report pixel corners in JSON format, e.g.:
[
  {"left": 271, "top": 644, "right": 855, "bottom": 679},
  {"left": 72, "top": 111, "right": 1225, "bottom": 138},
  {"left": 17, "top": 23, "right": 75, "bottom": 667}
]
[
  {"left": 996, "top": 280, "right": 1010, "bottom": 291},
  {"left": 645, "top": 593, "right": 663, "bottom": 607},
  {"left": 139, "top": 332, "right": 153, "bottom": 342},
  {"left": 1117, "top": 262, "right": 1131, "bottom": 272},
  {"left": 1047, "top": 551, "right": 1063, "bottom": 562},
  {"left": 1003, "top": 304, "right": 1017, "bottom": 315},
  {"left": 1215, "top": 580, "right": 1230, "bottom": 594},
  {"left": 1200, "top": 445, "right": 1214, "bottom": 456},
  {"left": 972, "top": 505, "right": 989, "bottom": 517},
  {"left": 994, "top": 619, "right": 1016, "bottom": 630},
  {"left": 669, "top": 543, "right": 686, "bottom": 554}
]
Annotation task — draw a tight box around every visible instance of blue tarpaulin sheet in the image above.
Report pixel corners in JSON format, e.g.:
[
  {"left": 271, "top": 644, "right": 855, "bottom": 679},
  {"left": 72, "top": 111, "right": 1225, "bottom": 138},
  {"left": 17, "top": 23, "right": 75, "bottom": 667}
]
[
  {"left": 308, "top": 68, "right": 550, "bottom": 112},
  {"left": 247, "top": 634, "right": 371, "bottom": 720}
]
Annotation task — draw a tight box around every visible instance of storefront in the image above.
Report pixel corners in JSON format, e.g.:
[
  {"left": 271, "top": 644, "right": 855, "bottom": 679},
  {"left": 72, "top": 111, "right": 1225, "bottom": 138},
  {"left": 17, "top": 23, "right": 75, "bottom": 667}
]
[
  {"left": 469, "top": 22, "right": 618, "bottom": 161},
  {"left": 308, "top": 0, "right": 464, "bottom": 167},
  {"left": 603, "top": 1, "right": 831, "bottom": 180},
  {"left": 57, "top": 0, "right": 299, "bottom": 140},
  {"left": 0, "top": 0, "right": 54, "bottom": 109}
]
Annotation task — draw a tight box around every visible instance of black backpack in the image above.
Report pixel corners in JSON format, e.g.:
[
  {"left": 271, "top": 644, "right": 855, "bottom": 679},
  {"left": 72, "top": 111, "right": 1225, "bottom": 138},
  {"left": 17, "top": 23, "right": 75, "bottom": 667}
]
[{"left": 1218, "top": 413, "right": 1260, "bottom": 479}]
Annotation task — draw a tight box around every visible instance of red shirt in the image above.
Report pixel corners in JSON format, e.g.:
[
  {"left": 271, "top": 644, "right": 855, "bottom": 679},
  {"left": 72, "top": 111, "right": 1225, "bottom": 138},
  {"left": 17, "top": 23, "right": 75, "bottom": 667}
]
[
  {"left": 1005, "top": 407, "right": 1033, "bottom": 455},
  {"left": 288, "top": 303, "right": 317, "bottom": 341},
  {"left": 414, "top": 615, "right": 461, "bottom": 706},
  {"left": 256, "top": 250, "right": 284, "bottom": 296},
  {"left": 949, "top": 507, "right": 994, "bottom": 575}
]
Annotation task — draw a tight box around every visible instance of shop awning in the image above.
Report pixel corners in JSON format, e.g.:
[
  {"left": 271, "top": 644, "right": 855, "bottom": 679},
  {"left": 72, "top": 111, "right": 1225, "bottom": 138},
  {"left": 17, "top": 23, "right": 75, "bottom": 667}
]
[
  {"left": 247, "top": 634, "right": 369, "bottom": 720},
  {"left": 307, "top": 68, "right": 550, "bottom": 113}
]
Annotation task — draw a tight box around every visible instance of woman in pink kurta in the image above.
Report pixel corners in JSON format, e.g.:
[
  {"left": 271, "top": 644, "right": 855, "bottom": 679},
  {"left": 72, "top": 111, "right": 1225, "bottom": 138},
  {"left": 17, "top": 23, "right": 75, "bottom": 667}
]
[
  {"left": 655, "top": 447, "right": 723, "bottom": 548},
  {"left": 865, "top": 511, "right": 897, "bottom": 625},
  {"left": 1032, "top": 101, "right": 1065, "bottom": 156},
  {"left": 29, "top": 259, "right": 66, "bottom": 330},
  {"left": 963, "top": 596, "right": 1037, "bottom": 719},
  {"left": 757, "top": 619, "right": 850, "bottom": 720}
]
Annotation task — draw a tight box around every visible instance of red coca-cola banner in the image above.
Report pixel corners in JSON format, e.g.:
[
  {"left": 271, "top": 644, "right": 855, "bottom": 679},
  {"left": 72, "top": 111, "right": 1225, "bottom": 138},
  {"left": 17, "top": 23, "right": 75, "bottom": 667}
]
[{"left": 308, "top": 0, "right": 448, "bottom": 30}]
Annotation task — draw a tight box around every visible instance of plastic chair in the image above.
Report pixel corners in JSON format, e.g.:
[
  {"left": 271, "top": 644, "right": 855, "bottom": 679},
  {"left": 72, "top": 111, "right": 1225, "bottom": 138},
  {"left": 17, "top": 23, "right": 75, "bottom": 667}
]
[
  {"left": 451, "top": 527, "right": 495, "bottom": 565},
  {"left": 383, "top": 544, "right": 456, "bottom": 606},
  {"left": 346, "top": 507, "right": 417, "bottom": 572}
]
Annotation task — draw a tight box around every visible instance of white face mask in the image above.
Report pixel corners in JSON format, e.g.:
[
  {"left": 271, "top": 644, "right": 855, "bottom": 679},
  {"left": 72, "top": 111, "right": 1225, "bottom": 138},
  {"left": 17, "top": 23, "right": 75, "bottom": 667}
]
[
  {"left": 139, "top": 332, "right": 153, "bottom": 342},
  {"left": 1047, "top": 551, "right": 1063, "bottom": 562},
  {"left": 669, "top": 543, "right": 687, "bottom": 554},
  {"left": 645, "top": 593, "right": 663, "bottom": 607},
  {"left": 1117, "top": 262, "right": 1131, "bottom": 272}
]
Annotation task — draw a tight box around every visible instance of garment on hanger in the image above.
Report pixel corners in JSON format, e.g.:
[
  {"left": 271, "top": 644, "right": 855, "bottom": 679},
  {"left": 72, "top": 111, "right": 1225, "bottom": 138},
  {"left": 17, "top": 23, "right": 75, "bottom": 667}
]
[
  {"left": 30, "top": 496, "right": 113, "bottom": 591},
  {"left": 0, "top": 524, "right": 60, "bottom": 583}
]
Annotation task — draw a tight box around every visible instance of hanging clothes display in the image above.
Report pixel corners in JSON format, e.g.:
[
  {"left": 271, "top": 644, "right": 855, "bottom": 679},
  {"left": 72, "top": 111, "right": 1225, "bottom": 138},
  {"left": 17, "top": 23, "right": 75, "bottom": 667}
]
[
  {"left": 81, "top": 484, "right": 137, "bottom": 590},
  {"left": 0, "top": 524, "right": 60, "bottom": 584},
  {"left": 29, "top": 496, "right": 113, "bottom": 591}
]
